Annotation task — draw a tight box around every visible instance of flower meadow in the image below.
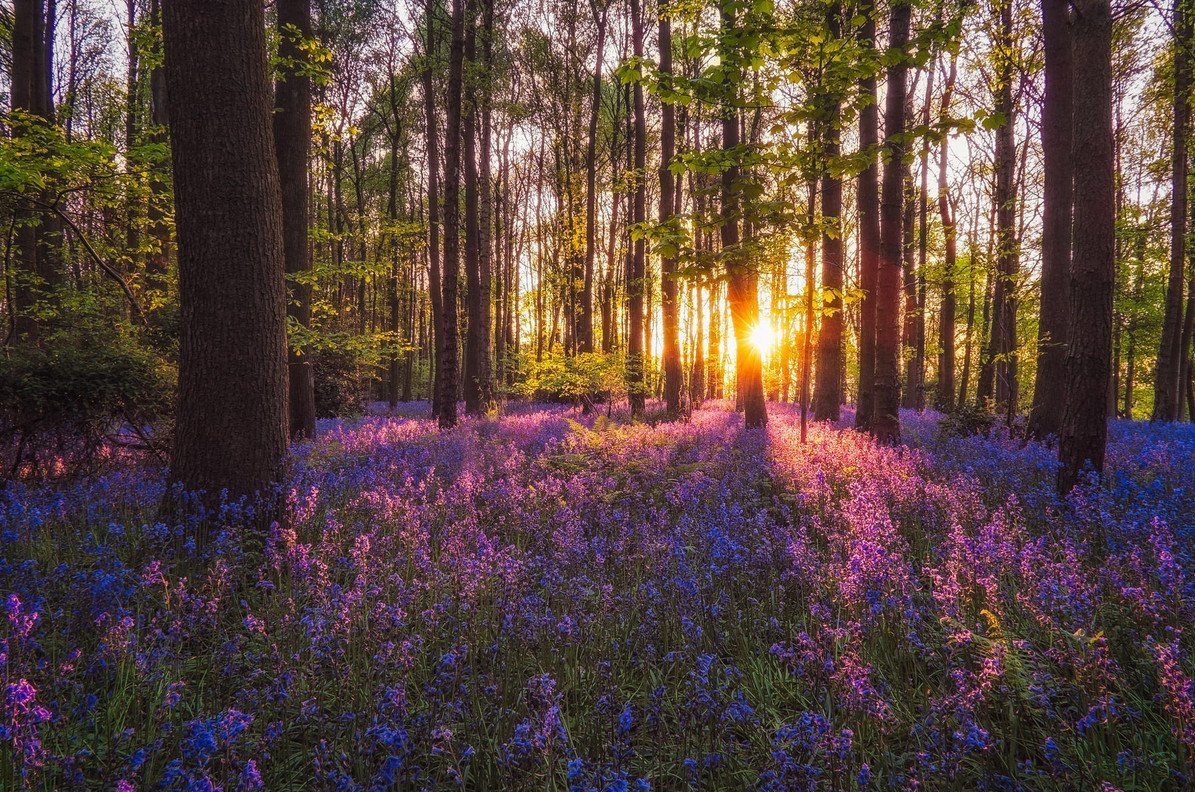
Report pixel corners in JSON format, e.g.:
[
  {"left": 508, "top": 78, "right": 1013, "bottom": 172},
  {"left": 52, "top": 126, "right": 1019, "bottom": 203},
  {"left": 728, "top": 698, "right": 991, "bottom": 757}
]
[{"left": 2, "top": 403, "right": 1194, "bottom": 791}]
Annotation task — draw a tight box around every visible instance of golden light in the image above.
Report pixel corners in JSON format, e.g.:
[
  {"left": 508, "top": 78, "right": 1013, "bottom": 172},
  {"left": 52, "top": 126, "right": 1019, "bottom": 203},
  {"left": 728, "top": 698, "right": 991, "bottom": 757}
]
[{"left": 749, "top": 321, "right": 775, "bottom": 356}]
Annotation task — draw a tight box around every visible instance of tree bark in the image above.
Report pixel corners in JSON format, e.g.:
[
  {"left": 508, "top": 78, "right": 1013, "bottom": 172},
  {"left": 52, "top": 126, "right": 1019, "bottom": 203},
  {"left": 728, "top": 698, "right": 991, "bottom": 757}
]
[
  {"left": 1058, "top": 0, "right": 1114, "bottom": 493},
  {"left": 628, "top": 0, "right": 648, "bottom": 416},
  {"left": 162, "top": 0, "right": 289, "bottom": 503},
  {"left": 1028, "top": 0, "right": 1074, "bottom": 438},
  {"left": 720, "top": 0, "right": 766, "bottom": 427},
  {"left": 872, "top": 0, "right": 910, "bottom": 443},
  {"left": 275, "top": 0, "right": 317, "bottom": 440},
  {"left": 1155, "top": 0, "right": 1191, "bottom": 421},
  {"left": 855, "top": 7, "right": 881, "bottom": 431},
  {"left": 438, "top": 0, "right": 466, "bottom": 428},
  {"left": 423, "top": 0, "right": 445, "bottom": 415},
  {"left": 660, "top": 6, "right": 682, "bottom": 416},
  {"left": 935, "top": 56, "right": 958, "bottom": 412},
  {"left": 813, "top": 0, "right": 844, "bottom": 422}
]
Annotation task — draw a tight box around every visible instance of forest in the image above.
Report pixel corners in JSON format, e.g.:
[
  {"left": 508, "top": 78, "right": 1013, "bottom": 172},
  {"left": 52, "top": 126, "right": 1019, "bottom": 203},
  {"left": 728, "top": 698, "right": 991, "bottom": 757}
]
[{"left": 1, "top": 0, "right": 1194, "bottom": 788}]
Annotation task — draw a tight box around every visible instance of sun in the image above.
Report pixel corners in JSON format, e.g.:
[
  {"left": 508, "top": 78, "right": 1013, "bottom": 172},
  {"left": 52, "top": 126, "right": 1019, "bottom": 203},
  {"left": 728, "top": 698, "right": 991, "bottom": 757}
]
[{"left": 749, "top": 321, "right": 775, "bottom": 356}]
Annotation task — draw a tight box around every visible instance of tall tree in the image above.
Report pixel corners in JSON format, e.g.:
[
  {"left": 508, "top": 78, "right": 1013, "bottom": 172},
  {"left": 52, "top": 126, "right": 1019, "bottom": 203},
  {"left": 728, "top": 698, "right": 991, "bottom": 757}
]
[
  {"left": 1154, "top": 0, "right": 1191, "bottom": 422},
  {"left": 1028, "top": 0, "right": 1074, "bottom": 439},
  {"left": 423, "top": 0, "right": 445, "bottom": 415},
  {"left": 162, "top": 0, "right": 289, "bottom": 502},
  {"left": 582, "top": 2, "right": 608, "bottom": 354},
  {"left": 1058, "top": 0, "right": 1114, "bottom": 493},
  {"left": 873, "top": 0, "right": 911, "bottom": 443},
  {"left": 721, "top": 0, "right": 766, "bottom": 428},
  {"left": 628, "top": 0, "right": 647, "bottom": 417},
  {"left": 935, "top": 55, "right": 958, "bottom": 412},
  {"left": 275, "top": 0, "right": 318, "bottom": 440},
  {"left": 813, "top": 0, "right": 844, "bottom": 422},
  {"left": 660, "top": 1, "right": 682, "bottom": 417},
  {"left": 438, "top": 0, "right": 466, "bottom": 428},
  {"left": 855, "top": 6, "right": 881, "bottom": 431}
]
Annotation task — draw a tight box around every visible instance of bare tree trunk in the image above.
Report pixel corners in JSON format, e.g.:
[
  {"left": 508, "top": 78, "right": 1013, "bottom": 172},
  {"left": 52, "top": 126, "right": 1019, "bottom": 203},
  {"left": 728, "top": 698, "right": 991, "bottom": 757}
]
[
  {"left": 813, "top": 0, "right": 844, "bottom": 422},
  {"left": 720, "top": 0, "right": 765, "bottom": 427},
  {"left": 1058, "top": 0, "right": 1113, "bottom": 493},
  {"left": 275, "top": 0, "right": 317, "bottom": 439},
  {"left": 438, "top": 0, "right": 466, "bottom": 427},
  {"left": 1029, "top": 0, "right": 1074, "bottom": 438},
  {"left": 872, "top": 0, "right": 910, "bottom": 443},
  {"left": 936, "top": 56, "right": 958, "bottom": 412},
  {"left": 163, "top": 0, "right": 288, "bottom": 504},
  {"left": 423, "top": 0, "right": 444, "bottom": 415},
  {"left": 628, "top": 0, "right": 647, "bottom": 416},
  {"left": 582, "top": 3, "right": 607, "bottom": 354},
  {"left": 855, "top": 7, "right": 881, "bottom": 431},
  {"left": 659, "top": 8, "right": 682, "bottom": 416}
]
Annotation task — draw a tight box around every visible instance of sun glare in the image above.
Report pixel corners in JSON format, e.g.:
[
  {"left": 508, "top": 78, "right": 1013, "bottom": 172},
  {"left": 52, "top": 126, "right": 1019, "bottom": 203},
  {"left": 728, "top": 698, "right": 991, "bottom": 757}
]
[{"left": 749, "top": 322, "right": 775, "bottom": 356}]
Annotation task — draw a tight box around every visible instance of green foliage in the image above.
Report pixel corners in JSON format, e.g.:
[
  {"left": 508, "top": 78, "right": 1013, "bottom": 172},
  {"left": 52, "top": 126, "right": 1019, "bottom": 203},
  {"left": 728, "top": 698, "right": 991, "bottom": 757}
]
[
  {"left": 311, "top": 346, "right": 370, "bottom": 419},
  {"left": 938, "top": 400, "right": 996, "bottom": 439},
  {"left": 513, "top": 352, "right": 627, "bottom": 407},
  {"left": 0, "top": 326, "right": 175, "bottom": 479}
]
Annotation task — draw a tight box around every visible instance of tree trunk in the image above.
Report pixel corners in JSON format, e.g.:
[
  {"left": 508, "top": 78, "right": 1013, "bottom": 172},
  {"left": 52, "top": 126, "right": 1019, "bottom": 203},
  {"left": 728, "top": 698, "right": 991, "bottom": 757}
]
[
  {"left": 438, "top": 0, "right": 466, "bottom": 427},
  {"left": 813, "top": 0, "right": 844, "bottom": 422},
  {"left": 936, "top": 56, "right": 958, "bottom": 412},
  {"left": 872, "top": 0, "right": 910, "bottom": 443},
  {"left": 855, "top": 7, "right": 881, "bottom": 431},
  {"left": 1058, "top": 0, "right": 1114, "bottom": 493},
  {"left": 1028, "top": 0, "right": 1074, "bottom": 438},
  {"left": 1156, "top": 0, "right": 1191, "bottom": 421},
  {"left": 720, "top": 0, "right": 765, "bottom": 428},
  {"left": 424, "top": 0, "right": 445, "bottom": 416},
  {"left": 659, "top": 8, "right": 682, "bottom": 416},
  {"left": 162, "top": 0, "right": 289, "bottom": 504},
  {"left": 275, "top": 0, "right": 317, "bottom": 440},
  {"left": 628, "top": 0, "right": 647, "bottom": 416},
  {"left": 582, "top": 4, "right": 607, "bottom": 354}
]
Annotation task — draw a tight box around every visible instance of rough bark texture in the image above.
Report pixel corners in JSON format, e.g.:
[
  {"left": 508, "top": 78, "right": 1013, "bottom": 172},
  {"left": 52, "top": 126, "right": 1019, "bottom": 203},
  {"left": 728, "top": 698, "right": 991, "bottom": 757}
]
[
  {"left": 813, "top": 0, "right": 844, "bottom": 422},
  {"left": 582, "top": 5, "right": 607, "bottom": 355},
  {"left": 275, "top": 0, "right": 317, "bottom": 440},
  {"left": 463, "top": 9, "right": 483, "bottom": 415},
  {"left": 659, "top": 9, "right": 682, "bottom": 417},
  {"left": 438, "top": 0, "right": 466, "bottom": 428},
  {"left": 855, "top": 9, "right": 881, "bottom": 431},
  {"left": 872, "top": 0, "right": 910, "bottom": 444},
  {"left": 162, "top": 0, "right": 289, "bottom": 502},
  {"left": 1058, "top": 0, "right": 1114, "bottom": 494},
  {"left": 1155, "top": 0, "right": 1191, "bottom": 422},
  {"left": 1028, "top": 0, "right": 1074, "bottom": 439}
]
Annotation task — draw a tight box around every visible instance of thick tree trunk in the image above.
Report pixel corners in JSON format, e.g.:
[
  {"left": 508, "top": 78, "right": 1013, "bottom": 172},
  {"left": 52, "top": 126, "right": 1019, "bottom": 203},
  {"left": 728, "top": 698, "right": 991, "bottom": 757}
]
[
  {"left": 162, "top": 0, "right": 289, "bottom": 503},
  {"left": 1028, "top": 0, "right": 1074, "bottom": 438},
  {"left": 463, "top": 13, "right": 483, "bottom": 415},
  {"left": 855, "top": 8, "right": 881, "bottom": 431},
  {"left": 438, "top": 0, "right": 466, "bottom": 427},
  {"left": 872, "top": 0, "right": 910, "bottom": 443},
  {"left": 659, "top": 9, "right": 682, "bottom": 417},
  {"left": 275, "top": 0, "right": 317, "bottom": 440},
  {"left": 1058, "top": 0, "right": 1114, "bottom": 493}
]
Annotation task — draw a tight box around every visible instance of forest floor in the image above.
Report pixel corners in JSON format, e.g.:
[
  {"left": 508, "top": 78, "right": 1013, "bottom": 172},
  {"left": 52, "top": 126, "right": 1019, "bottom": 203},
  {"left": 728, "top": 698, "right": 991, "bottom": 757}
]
[{"left": 2, "top": 402, "right": 1194, "bottom": 790}]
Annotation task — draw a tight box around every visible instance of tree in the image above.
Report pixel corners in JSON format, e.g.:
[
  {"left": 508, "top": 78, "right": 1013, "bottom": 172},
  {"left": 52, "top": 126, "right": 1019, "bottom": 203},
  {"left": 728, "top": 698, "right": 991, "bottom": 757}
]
[
  {"left": 423, "top": 0, "right": 445, "bottom": 414},
  {"left": 1028, "top": 0, "right": 1073, "bottom": 439},
  {"left": 659, "top": 1, "right": 682, "bottom": 417},
  {"left": 161, "top": 0, "right": 289, "bottom": 502},
  {"left": 720, "top": 0, "right": 766, "bottom": 428},
  {"left": 582, "top": 2, "right": 608, "bottom": 355},
  {"left": 1058, "top": 0, "right": 1114, "bottom": 493},
  {"left": 813, "top": 0, "right": 845, "bottom": 422},
  {"left": 627, "top": 0, "right": 647, "bottom": 417},
  {"left": 872, "top": 0, "right": 911, "bottom": 444},
  {"left": 275, "top": 0, "right": 318, "bottom": 440},
  {"left": 855, "top": 5, "right": 881, "bottom": 431},
  {"left": 438, "top": 0, "right": 466, "bottom": 428},
  {"left": 935, "top": 55, "right": 959, "bottom": 412},
  {"left": 1154, "top": 0, "right": 1191, "bottom": 422}
]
